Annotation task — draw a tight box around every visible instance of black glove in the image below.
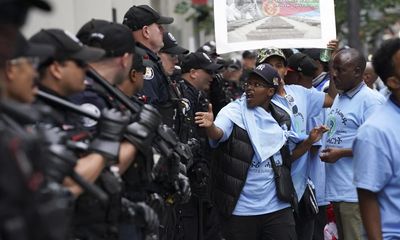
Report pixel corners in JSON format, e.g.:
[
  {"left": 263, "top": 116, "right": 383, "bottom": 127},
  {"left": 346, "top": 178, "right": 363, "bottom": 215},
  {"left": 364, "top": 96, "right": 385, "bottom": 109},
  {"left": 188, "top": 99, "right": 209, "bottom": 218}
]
[
  {"left": 125, "top": 104, "right": 162, "bottom": 151},
  {"left": 89, "top": 108, "right": 130, "bottom": 164},
  {"left": 38, "top": 124, "right": 67, "bottom": 145},
  {"left": 188, "top": 161, "right": 210, "bottom": 198},
  {"left": 46, "top": 144, "right": 78, "bottom": 183},
  {"left": 36, "top": 126, "right": 76, "bottom": 183},
  {"left": 176, "top": 173, "right": 191, "bottom": 204},
  {"left": 121, "top": 198, "right": 160, "bottom": 233}
]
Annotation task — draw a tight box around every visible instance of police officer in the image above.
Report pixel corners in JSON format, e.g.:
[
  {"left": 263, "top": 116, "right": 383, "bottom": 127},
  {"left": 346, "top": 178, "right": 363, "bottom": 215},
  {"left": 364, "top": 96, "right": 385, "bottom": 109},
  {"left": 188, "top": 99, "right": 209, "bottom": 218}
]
[
  {"left": 219, "top": 58, "right": 244, "bottom": 102},
  {"left": 73, "top": 20, "right": 161, "bottom": 239},
  {"left": 0, "top": 31, "right": 73, "bottom": 240},
  {"left": 174, "top": 52, "right": 223, "bottom": 240},
  {"left": 30, "top": 28, "right": 136, "bottom": 240},
  {"left": 159, "top": 31, "right": 188, "bottom": 77},
  {"left": 123, "top": 5, "right": 181, "bottom": 130}
]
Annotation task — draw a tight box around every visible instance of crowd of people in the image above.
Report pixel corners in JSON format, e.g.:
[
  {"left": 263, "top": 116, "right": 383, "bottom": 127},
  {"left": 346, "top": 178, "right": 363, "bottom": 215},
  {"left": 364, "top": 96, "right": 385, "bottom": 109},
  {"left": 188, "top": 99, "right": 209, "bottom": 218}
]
[{"left": 1, "top": 0, "right": 399, "bottom": 240}]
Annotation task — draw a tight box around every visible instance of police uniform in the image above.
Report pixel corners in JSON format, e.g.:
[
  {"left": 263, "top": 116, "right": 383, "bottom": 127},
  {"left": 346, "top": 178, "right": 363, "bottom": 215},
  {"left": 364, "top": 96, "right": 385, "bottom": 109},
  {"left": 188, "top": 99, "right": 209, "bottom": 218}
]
[
  {"left": 35, "top": 84, "right": 123, "bottom": 240},
  {"left": 137, "top": 43, "right": 183, "bottom": 134},
  {"left": 169, "top": 52, "right": 224, "bottom": 240},
  {"left": 0, "top": 100, "right": 72, "bottom": 240}
]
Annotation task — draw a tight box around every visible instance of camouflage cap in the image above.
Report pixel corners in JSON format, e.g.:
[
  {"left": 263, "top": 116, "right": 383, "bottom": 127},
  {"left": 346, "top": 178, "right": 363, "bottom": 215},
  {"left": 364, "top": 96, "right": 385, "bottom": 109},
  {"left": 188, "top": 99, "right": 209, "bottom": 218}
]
[{"left": 256, "top": 48, "right": 287, "bottom": 65}]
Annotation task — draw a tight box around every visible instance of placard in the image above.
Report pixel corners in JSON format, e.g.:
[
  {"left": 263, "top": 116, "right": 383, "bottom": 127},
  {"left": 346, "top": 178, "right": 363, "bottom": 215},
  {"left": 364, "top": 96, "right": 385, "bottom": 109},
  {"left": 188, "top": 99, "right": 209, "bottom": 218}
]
[{"left": 214, "top": 0, "right": 336, "bottom": 54}]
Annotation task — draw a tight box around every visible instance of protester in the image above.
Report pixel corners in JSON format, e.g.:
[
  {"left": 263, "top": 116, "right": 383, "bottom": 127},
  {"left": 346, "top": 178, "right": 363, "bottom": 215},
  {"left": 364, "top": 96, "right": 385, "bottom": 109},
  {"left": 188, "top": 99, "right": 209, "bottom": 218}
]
[
  {"left": 321, "top": 48, "right": 385, "bottom": 240},
  {"left": 353, "top": 38, "right": 400, "bottom": 240},
  {"left": 195, "top": 63, "right": 327, "bottom": 240}
]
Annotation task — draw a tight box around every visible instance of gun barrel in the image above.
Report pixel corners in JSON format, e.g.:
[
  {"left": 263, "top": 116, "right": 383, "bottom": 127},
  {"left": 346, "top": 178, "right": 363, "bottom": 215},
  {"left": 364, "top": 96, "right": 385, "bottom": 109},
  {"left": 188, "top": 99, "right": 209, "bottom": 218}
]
[{"left": 36, "top": 90, "right": 100, "bottom": 120}]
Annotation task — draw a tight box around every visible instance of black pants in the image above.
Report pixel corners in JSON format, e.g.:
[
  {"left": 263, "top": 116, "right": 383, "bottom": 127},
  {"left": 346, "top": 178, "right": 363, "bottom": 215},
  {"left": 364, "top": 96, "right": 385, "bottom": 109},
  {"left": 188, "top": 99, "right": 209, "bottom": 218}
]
[
  {"left": 295, "top": 192, "right": 317, "bottom": 240},
  {"left": 221, "top": 208, "right": 297, "bottom": 240},
  {"left": 312, "top": 205, "right": 327, "bottom": 240}
]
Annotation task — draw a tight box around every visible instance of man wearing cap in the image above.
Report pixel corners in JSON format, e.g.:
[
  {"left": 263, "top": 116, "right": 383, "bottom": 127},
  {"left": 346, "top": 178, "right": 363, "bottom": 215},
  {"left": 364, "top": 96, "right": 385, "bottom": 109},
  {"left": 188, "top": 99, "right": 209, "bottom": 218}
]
[
  {"left": 195, "top": 63, "right": 327, "bottom": 240},
  {"left": 159, "top": 31, "right": 188, "bottom": 76},
  {"left": 220, "top": 58, "right": 244, "bottom": 101},
  {"left": 162, "top": 52, "right": 222, "bottom": 240},
  {"left": 123, "top": 5, "right": 182, "bottom": 129},
  {"left": 29, "top": 28, "right": 136, "bottom": 240},
  {"left": 302, "top": 48, "right": 331, "bottom": 92},
  {"left": 0, "top": 32, "right": 73, "bottom": 240},
  {"left": 73, "top": 20, "right": 162, "bottom": 240},
  {"left": 257, "top": 48, "right": 337, "bottom": 240},
  {"left": 1, "top": 32, "right": 54, "bottom": 103}
]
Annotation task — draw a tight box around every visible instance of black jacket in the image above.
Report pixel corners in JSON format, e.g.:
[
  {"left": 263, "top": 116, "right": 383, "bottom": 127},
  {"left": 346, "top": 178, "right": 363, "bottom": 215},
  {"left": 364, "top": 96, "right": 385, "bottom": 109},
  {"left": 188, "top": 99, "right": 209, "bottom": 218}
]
[
  {"left": 211, "top": 102, "right": 292, "bottom": 218},
  {"left": 211, "top": 124, "right": 254, "bottom": 218}
]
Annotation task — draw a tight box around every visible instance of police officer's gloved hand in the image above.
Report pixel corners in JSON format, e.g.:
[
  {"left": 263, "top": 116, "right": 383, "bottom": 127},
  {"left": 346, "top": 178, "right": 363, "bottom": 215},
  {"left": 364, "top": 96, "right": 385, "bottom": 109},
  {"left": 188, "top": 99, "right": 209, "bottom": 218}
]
[
  {"left": 188, "top": 161, "right": 210, "bottom": 198},
  {"left": 176, "top": 173, "right": 191, "bottom": 203},
  {"left": 46, "top": 144, "right": 78, "bottom": 183},
  {"left": 89, "top": 108, "right": 130, "bottom": 165},
  {"left": 39, "top": 124, "right": 67, "bottom": 144},
  {"left": 125, "top": 104, "right": 162, "bottom": 151},
  {"left": 121, "top": 198, "right": 159, "bottom": 233}
]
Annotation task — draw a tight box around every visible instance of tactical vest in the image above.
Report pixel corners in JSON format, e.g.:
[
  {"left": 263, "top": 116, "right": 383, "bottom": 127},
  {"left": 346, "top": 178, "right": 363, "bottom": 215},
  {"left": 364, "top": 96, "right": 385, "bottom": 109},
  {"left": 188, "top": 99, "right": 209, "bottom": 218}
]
[
  {"left": 142, "top": 53, "right": 184, "bottom": 136},
  {"left": 0, "top": 101, "right": 73, "bottom": 240}
]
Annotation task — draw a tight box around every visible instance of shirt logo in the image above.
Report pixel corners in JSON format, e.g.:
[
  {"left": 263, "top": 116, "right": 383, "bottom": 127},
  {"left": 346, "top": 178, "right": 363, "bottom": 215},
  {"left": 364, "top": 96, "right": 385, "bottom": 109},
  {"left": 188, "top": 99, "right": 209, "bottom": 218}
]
[
  {"left": 80, "top": 103, "right": 100, "bottom": 127},
  {"left": 256, "top": 64, "right": 266, "bottom": 71},
  {"left": 168, "top": 32, "right": 177, "bottom": 42},
  {"left": 64, "top": 30, "right": 83, "bottom": 46},
  {"left": 326, "top": 114, "right": 337, "bottom": 139},
  {"left": 202, "top": 52, "right": 212, "bottom": 62},
  {"left": 144, "top": 67, "right": 154, "bottom": 80}
]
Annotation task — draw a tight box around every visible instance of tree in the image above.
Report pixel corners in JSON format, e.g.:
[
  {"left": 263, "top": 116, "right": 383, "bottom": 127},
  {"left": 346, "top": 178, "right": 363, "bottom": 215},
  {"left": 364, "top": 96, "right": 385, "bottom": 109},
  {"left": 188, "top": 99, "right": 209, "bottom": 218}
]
[{"left": 335, "top": 0, "right": 400, "bottom": 53}]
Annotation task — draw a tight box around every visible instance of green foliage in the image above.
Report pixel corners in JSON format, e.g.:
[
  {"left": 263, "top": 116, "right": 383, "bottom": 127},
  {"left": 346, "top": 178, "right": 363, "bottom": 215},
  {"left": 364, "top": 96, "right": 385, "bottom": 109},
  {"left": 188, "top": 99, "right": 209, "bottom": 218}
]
[
  {"left": 174, "top": 1, "right": 214, "bottom": 35},
  {"left": 335, "top": 0, "right": 400, "bottom": 51}
]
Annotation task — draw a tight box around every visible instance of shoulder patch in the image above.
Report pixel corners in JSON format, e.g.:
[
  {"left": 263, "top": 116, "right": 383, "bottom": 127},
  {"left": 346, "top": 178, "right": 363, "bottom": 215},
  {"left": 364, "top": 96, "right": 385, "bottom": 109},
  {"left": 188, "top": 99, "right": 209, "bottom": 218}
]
[
  {"left": 144, "top": 67, "right": 154, "bottom": 80},
  {"left": 80, "top": 103, "right": 100, "bottom": 127}
]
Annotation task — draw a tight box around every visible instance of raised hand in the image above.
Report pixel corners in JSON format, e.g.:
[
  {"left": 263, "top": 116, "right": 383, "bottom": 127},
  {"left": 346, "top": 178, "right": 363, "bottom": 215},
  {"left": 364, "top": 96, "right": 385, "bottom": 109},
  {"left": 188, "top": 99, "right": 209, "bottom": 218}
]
[{"left": 194, "top": 104, "right": 214, "bottom": 128}]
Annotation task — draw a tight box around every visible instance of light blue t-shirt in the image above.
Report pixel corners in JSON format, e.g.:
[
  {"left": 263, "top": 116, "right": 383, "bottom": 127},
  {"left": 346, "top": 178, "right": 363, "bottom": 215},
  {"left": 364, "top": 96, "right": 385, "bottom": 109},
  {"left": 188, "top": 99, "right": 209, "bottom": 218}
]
[
  {"left": 210, "top": 98, "right": 290, "bottom": 216},
  {"left": 307, "top": 106, "right": 330, "bottom": 206},
  {"left": 272, "top": 85, "right": 325, "bottom": 199},
  {"left": 325, "top": 82, "right": 385, "bottom": 202},
  {"left": 353, "top": 97, "right": 400, "bottom": 239}
]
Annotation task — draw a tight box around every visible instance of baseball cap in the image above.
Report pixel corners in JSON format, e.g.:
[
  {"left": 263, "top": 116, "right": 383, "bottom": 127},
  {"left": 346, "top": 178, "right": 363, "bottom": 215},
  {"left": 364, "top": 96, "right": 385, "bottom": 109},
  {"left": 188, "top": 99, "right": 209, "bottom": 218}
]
[
  {"left": 76, "top": 19, "right": 110, "bottom": 45},
  {"left": 257, "top": 48, "right": 287, "bottom": 65},
  {"left": 160, "top": 32, "right": 189, "bottom": 55},
  {"left": 302, "top": 48, "right": 327, "bottom": 62},
  {"left": 29, "top": 28, "right": 105, "bottom": 62},
  {"left": 0, "top": 0, "right": 51, "bottom": 11},
  {"left": 11, "top": 31, "right": 54, "bottom": 60},
  {"left": 249, "top": 63, "right": 280, "bottom": 87},
  {"left": 242, "top": 50, "right": 256, "bottom": 59},
  {"left": 123, "top": 5, "right": 174, "bottom": 31},
  {"left": 85, "top": 22, "right": 135, "bottom": 58},
  {"left": 287, "top": 52, "right": 318, "bottom": 76},
  {"left": 196, "top": 41, "right": 218, "bottom": 57},
  {"left": 225, "top": 58, "right": 242, "bottom": 71},
  {"left": 181, "top": 52, "right": 223, "bottom": 74}
]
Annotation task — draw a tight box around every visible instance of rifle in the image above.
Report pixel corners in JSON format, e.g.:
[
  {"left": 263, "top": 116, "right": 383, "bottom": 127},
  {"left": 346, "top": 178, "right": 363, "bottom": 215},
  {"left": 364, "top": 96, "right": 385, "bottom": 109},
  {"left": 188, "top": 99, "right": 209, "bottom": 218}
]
[{"left": 0, "top": 99, "right": 108, "bottom": 203}]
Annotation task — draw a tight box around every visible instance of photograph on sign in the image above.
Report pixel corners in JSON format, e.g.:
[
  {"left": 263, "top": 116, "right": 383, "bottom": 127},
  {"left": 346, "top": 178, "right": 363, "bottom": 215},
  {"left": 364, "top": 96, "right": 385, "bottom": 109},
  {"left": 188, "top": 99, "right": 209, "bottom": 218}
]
[{"left": 214, "top": 0, "right": 336, "bottom": 54}]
